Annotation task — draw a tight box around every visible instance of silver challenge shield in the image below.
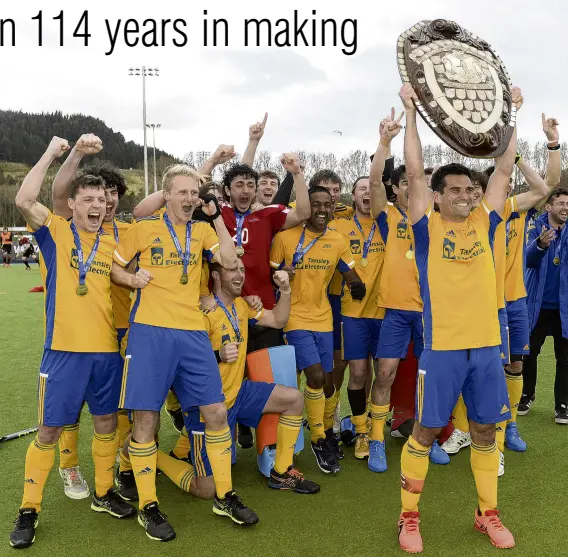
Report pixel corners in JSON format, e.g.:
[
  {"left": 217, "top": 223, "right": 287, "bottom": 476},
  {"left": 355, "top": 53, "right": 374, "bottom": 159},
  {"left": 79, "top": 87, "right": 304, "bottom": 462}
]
[{"left": 397, "top": 19, "right": 516, "bottom": 158}]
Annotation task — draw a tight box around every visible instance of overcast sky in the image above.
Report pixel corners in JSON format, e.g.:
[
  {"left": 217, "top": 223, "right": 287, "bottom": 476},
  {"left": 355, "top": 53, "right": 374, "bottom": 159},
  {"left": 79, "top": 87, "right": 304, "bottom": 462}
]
[{"left": 1, "top": 0, "right": 566, "bottom": 161}]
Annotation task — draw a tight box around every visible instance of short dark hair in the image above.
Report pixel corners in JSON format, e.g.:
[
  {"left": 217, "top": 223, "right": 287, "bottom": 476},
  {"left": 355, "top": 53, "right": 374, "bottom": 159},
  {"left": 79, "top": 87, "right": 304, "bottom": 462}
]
[
  {"left": 431, "top": 163, "right": 472, "bottom": 193},
  {"left": 309, "top": 169, "right": 341, "bottom": 189},
  {"left": 392, "top": 165, "right": 407, "bottom": 187},
  {"left": 484, "top": 165, "right": 495, "bottom": 178},
  {"left": 546, "top": 187, "right": 568, "bottom": 205},
  {"left": 80, "top": 161, "right": 127, "bottom": 198},
  {"left": 222, "top": 164, "right": 259, "bottom": 190},
  {"left": 351, "top": 176, "right": 369, "bottom": 193},
  {"left": 258, "top": 170, "right": 281, "bottom": 187},
  {"left": 471, "top": 170, "right": 489, "bottom": 192},
  {"left": 308, "top": 185, "right": 333, "bottom": 200},
  {"left": 209, "top": 261, "right": 223, "bottom": 278},
  {"left": 424, "top": 167, "right": 434, "bottom": 175},
  {"left": 199, "top": 181, "right": 223, "bottom": 199},
  {"left": 68, "top": 174, "right": 105, "bottom": 199}
]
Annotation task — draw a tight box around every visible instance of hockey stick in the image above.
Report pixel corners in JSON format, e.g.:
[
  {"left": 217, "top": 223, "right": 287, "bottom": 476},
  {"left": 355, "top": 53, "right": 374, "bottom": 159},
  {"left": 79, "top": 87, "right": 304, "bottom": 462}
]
[{"left": 0, "top": 426, "right": 38, "bottom": 443}]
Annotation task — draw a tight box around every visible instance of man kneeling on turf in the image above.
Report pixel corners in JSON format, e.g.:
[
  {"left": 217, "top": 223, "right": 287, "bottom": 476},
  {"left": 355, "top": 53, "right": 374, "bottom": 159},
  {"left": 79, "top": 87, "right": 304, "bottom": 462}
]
[{"left": 156, "top": 261, "right": 320, "bottom": 512}]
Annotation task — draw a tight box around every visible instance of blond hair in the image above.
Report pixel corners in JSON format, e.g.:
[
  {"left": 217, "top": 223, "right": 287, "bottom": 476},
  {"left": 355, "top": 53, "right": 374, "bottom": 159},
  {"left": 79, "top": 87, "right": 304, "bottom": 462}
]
[{"left": 162, "top": 164, "right": 209, "bottom": 192}]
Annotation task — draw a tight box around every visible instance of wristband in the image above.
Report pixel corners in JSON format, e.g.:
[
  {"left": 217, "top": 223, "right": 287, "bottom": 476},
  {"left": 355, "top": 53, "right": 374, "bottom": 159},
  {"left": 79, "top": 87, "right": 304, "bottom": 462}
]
[
  {"left": 279, "top": 288, "right": 291, "bottom": 296},
  {"left": 514, "top": 153, "right": 522, "bottom": 165},
  {"left": 214, "top": 350, "right": 222, "bottom": 364},
  {"left": 548, "top": 144, "right": 561, "bottom": 151}
]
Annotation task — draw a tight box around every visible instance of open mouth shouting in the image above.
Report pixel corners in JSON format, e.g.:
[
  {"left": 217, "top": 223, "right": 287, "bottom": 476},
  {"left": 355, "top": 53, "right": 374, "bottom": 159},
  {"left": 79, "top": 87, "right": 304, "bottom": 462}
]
[
  {"left": 182, "top": 203, "right": 193, "bottom": 217},
  {"left": 87, "top": 211, "right": 101, "bottom": 226},
  {"left": 362, "top": 196, "right": 371, "bottom": 210},
  {"left": 314, "top": 212, "right": 328, "bottom": 226}
]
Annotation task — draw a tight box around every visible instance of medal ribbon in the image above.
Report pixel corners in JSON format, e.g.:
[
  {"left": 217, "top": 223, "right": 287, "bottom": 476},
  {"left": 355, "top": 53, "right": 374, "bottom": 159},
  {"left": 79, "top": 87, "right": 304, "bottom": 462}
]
[
  {"left": 353, "top": 215, "right": 376, "bottom": 260},
  {"left": 292, "top": 226, "right": 326, "bottom": 268},
  {"left": 234, "top": 210, "right": 250, "bottom": 250},
  {"left": 113, "top": 220, "right": 119, "bottom": 243},
  {"left": 163, "top": 212, "right": 192, "bottom": 278},
  {"left": 214, "top": 294, "right": 241, "bottom": 342},
  {"left": 70, "top": 221, "right": 102, "bottom": 287}
]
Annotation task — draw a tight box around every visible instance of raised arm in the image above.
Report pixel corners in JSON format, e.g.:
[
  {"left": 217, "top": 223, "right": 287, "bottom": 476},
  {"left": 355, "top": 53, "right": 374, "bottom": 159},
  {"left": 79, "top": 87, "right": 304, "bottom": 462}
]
[
  {"left": 400, "top": 84, "right": 429, "bottom": 224},
  {"left": 256, "top": 270, "right": 291, "bottom": 329},
  {"left": 280, "top": 153, "right": 310, "bottom": 229},
  {"left": 515, "top": 156, "right": 550, "bottom": 212},
  {"left": 241, "top": 113, "right": 268, "bottom": 167},
  {"left": 485, "top": 87, "right": 523, "bottom": 216},
  {"left": 52, "top": 134, "right": 103, "bottom": 218},
  {"left": 370, "top": 108, "right": 403, "bottom": 216},
  {"left": 542, "top": 113, "right": 561, "bottom": 189},
  {"left": 199, "top": 144, "right": 236, "bottom": 178},
  {"left": 204, "top": 200, "right": 238, "bottom": 269},
  {"left": 272, "top": 171, "right": 294, "bottom": 206},
  {"left": 132, "top": 190, "right": 166, "bottom": 219},
  {"left": 15, "top": 137, "right": 70, "bottom": 231}
]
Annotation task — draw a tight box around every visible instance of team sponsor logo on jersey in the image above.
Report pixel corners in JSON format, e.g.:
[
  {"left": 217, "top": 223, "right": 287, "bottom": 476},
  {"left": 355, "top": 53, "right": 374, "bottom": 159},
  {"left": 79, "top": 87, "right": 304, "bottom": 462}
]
[
  {"left": 350, "top": 239, "right": 361, "bottom": 254},
  {"left": 151, "top": 247, "right": 164, "bottom": 266},
  {"left": 349, "top": 230, "right": 357, "bottom": 236},
  {"left": 221, "top": 334, "right": 231, "bottom": 345},
  {"left": 442, "top": 238, "right": 456, "bottom": 259},
  {"left": 467, "top": 230, "right": 475, "bottom": 236},
  {"left": 152, "top": 237, "right": 162, "bottom": 244},
  {"left": 397, "top": 221, "right": 408, "bottom": 239},
  {"left": 322, "top": 244, "right": 332, "bottom": 249},
  {"left": 446, "top": 230, "right": 456, "bottom": 237}
]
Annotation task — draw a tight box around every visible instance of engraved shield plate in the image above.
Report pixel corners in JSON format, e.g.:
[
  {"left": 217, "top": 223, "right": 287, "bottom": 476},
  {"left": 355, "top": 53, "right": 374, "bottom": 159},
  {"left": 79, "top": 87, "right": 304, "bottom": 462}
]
[{"left": 397, "top": 19, "right": 515, "bottom": 158}]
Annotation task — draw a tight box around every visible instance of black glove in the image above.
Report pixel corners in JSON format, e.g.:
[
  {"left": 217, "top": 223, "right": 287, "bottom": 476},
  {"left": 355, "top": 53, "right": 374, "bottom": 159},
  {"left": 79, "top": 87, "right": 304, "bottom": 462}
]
[
  {"left": 350, "top": 281, "right": 366, "bottom": 301},
  {"left": 193, "top": 194, "right": 222, "bottom": 223}
]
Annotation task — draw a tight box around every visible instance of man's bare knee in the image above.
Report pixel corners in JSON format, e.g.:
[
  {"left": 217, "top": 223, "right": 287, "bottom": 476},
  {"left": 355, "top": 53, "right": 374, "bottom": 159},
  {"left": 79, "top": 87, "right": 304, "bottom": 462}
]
[
  {"left": 411, "top": 422, "right": 440, "bottom": 448},
  {"left": 469, "top": 421, "right": 495, "bottom": 446},
  {"left": 93, "top": 413, "right": 117, "bottom": 435},
  {"left": 132, "top": 411, "right": 159, "bottom": 443},
  {"left": 191, "top": 476, "right": 216, "bottom": 499},
  {"left": 38, "top": 424, "right": 64, "bottom": 445},
  {"left": 200, "top": 402, "right": 228, "bottom": 431}
]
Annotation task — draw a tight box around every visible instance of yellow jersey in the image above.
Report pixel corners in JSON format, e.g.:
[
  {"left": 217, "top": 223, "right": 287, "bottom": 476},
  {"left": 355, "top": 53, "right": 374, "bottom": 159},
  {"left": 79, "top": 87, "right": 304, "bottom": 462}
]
[
  {"left": 203, "top": 298, "right": 264, "bottom": 408},
  {"left": 328, "top": 205, "right": 355, "bottom": 296},
  {"left": 114, "top": 212, "right": 219, "bottom": 330},
  {"left": 493, "top": 196, "right": 516, "bottom": 310},
  {"left": 32, "top": 210, "right": 117, "bottom": 352},
  {"left": 103, "top": 219, "right": 133, "bottom": 330},
  {"left": 200, "top": 262, "right": 211, "bottom": 297},
  {"left": 270, "top": 225, "right": 355, "bottom": 332},
  {"left": 378, "top": 203, "right": 422, "bottom": 312},
  {"left": 413, "top": 201, "right": 501, "bottom": 350},
  {"left": 505, "top": 200, "right": 536, "bottom": 303},
  {"left": 333, "top": 215, "right": 386, "bottom": 319}
]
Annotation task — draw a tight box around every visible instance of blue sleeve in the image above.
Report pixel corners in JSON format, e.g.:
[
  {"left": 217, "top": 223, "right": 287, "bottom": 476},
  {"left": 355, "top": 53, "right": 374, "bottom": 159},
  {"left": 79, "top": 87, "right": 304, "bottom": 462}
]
[
  {"left": 412, "top": 214, "right": 430, "bottom": 279},
  {"left": 526, "top": 240, "right": 547, "bottom": 268},
  {"left": 488, "top": 210, "right": 502, "bottom": 246},
  {"left": 376, "top": 211, "right": 389, "bottom": 244},
  {"left": 337, "top": 259, "right": 352, "bottom": 273}
]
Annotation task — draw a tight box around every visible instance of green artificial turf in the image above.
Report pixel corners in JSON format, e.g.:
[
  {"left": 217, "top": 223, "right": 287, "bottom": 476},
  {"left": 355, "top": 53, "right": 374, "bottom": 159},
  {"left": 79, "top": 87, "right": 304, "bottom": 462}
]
[{"left": 0, "top": 264, "right": 564, "bottom": 556}]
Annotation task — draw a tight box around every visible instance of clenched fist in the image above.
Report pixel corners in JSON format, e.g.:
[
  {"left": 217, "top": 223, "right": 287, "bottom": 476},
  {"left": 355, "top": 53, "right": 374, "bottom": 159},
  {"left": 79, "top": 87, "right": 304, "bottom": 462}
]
[
  {"left": 399, "top": 84, "right": 418, "bottom": 110},
  {"left": 272, "top": 270, "right": 291, "bottom": 293},
  {"left": 212, "top": 144, "right": 236, "bottom": 165},
  {"left": 46, "top": 136, "right": 70, "bottom": 159},
  {"left": 511, "top": 86, "right": 523, "bottom": 111},
  {"left": 280, "top": 152, "right": 302, "bottom": 174},
  {"left": 75, "top": 134, "right": 103, "bottom": 156},
  {"left": 244, "top": 295, "right": 263, "bottom": 312},
  {"left": 131, "top": 268, "right": 153, "bottom": 289},
  {"left": 542, "top": 114, "right": 560, "bottom": 143},
  {"left": 220, "top": 342, "right": 240, "bottom": 363}
]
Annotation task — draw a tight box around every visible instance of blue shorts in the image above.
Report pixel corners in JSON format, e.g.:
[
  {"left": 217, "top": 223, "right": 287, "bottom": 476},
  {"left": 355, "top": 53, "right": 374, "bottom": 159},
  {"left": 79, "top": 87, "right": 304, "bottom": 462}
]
[
  {"left": 341, "top": 316, "right": 383, "bottom": 360},
  {"left": 416, "top": 346, "right": 511, "bottom": 428},
  {"left": 377, "top": 309, "right": 424, "bottom": 359},
  {"left": 329, "top": 294, "right": 342, "bottom": 351},
  {"left": 186, "top": 381, "right": 276, "bottom": 476},
  {"left": 120, "top": 323, "right": 224, "bottom": 412},
  {"left": 498, "top": 308, "right": 510, "bottom": 365},
  {"left": 38, "top": 350, "right": 121, "bottom": 427},
  {"left": 284, "top": 330, "right": 334, "bottom": 372},
  {"left": 117, "top": 327, "right": 128, "bottom": 364},
  {"left": 506, "top": 298, "right": 530, "bottom": 356}
]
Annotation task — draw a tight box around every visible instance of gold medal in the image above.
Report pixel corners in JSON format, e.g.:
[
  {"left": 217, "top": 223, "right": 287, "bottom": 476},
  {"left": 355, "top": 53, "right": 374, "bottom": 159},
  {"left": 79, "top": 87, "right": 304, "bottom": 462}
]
[
  {"left": 553, "top": 257, "right": 560, "bottom": 266},
  {"left": 76, "top": 284, "right": 88, "bottom": 296},
  {"left": 360, "top": 258, "right": 369, "bottom": 268},
  {"left": 180, "top": 273, "right": 189, "bottom": 285},
  {"left": 405, "top": 250, "right": 414, "bottom": 260},
  {"left": 236, "top": 246, "right": 245, "bottom": 257}
]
